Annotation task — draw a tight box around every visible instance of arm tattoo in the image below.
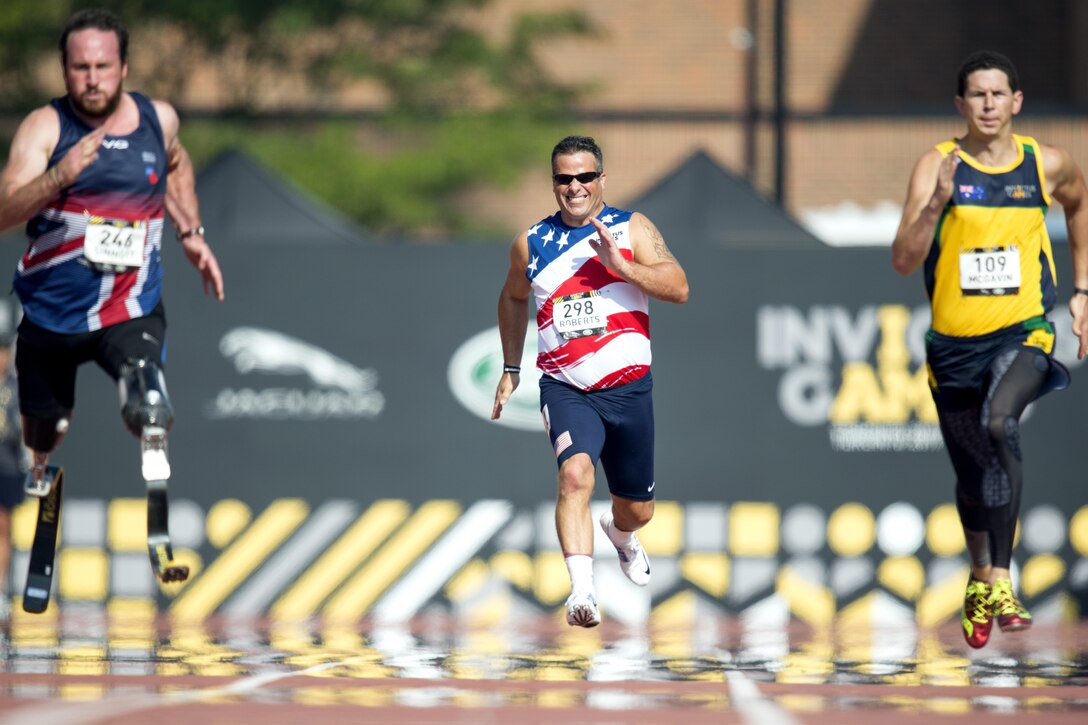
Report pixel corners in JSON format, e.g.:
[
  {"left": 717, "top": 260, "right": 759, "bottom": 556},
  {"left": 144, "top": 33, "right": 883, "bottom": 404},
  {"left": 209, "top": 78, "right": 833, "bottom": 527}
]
[{"left": 641, "top": 218, "right": 676, "bottom": 262}]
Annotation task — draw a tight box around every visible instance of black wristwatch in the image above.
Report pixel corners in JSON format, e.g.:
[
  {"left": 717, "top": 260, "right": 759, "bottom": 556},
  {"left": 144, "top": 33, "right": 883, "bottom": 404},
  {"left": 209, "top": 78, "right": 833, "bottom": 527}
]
[{"left": 177, "top": 225, "right": 205, "bottom": 241}]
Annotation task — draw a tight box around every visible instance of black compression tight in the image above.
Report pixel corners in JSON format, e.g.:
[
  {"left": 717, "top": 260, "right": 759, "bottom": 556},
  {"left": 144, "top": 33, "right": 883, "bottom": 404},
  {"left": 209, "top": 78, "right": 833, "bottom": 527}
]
[{"left": 935, "top": 349, "right": 1047, "bottom": 570}]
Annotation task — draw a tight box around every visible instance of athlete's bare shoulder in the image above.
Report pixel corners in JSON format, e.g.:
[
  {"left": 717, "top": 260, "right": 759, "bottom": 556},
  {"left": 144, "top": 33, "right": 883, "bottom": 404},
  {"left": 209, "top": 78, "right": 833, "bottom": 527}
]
[
  {"left": 629, "top": 211, "right": 677, "bottom": 265},
  {"left": 150, "top": 99, "right": 180, "bottom": 148},
  {"left": 1, "top": 106, "right": 62, "bottom": 188},
  {"left": 14, "top": 105, "right": 62, "bottom": 152}
]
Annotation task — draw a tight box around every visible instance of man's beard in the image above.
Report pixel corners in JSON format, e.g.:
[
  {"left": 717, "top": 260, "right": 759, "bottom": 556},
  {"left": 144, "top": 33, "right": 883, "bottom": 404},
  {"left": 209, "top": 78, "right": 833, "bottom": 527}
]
[{"left": 72, "top": 85, "right": 123, "bottom": 118}]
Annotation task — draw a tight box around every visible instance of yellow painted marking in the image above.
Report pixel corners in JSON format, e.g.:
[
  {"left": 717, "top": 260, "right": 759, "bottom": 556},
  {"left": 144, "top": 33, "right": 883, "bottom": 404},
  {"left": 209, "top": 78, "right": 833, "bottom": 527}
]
[
  {"left": 271, "top": 499, "right": 409, "bottom": 619},
  {"left": 465, "top": 589, "right": 513, "bottom": 627},
  {"left": 170, "top": 499, "right": 308, "bottom": 621},
  {"left": 206, "top": 499, "right": 253, "bottom": 548},
  {"left": 877, "top": 555, "right": 925, "bottom": 600},
  {"left": 776, "top": 565, "right": 835, "bottom": 626},
  {"left": 1071, "top": 505, "right": 1088, "bottom": 557},
  {"left": 323, "top": 500, "right": 460, "bottom": 622},
  {"left": 778, "top": 640, "right": 835, "bottom": 684},
  {"left": 1021, "top": 553, "right": 1065, "bottom": 597},
  {"left": 925, "top": 503, "right": 965, "bottom": 556},
  {"left": 108, "top": 498, "right": 147, "bottom": 551},
  {"left": 59, "top": 684, "right": 107, "bottom": 701},
  {"left": 916, "top": 564, "right": 969, "bottom": 628},
  {"left": 837, "top": 590, "right": 877, "bottom": 628},
  {"left": 827, "top": 502, "right": 875, "bottom": 556},
  {"left": 915, "top": 635, "right": 971, "bottom": 686},
  {"left": 10, "top": 601, "right": 59, "bottom": 646},
  {"left": 489, "top": 550, "right": 533, "bottom": 590},
  {"left": 651, "top": 589, "right": 697, "bottom": 629},
  {"left": 444, "top": 558, "right": 489, "bottom": 601},
  {"left": 58, "top": 646, "right": 107, "bottom": 676},
  {"left": 640, "top": 500, "right": 682, "bottom": 554},
  {"left": 59, "top": 549, "right": 108, "bottom": 601},
  {"left": 108, "top": 597, "right": 156, "bottom": 618},
  {"left": 729, "top": 502, "right": 779, "bottom": 556},
  {"left": 533, "top": 551, "right": 570, "bottom": 604},
  {"left": 11, "top": 499, "right": 38, "bottom": 550},
  {"left": 108, "top": 598, "right": 157, "bottom": 648},
  {"left": 680, "top": 552, "right": 730, "bottom": 597}
]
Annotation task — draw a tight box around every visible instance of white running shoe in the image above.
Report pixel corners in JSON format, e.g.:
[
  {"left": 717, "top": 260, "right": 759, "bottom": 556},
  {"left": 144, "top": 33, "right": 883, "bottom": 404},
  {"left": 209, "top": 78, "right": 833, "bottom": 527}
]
[
  {"left": 24, "top": 465, "right": 54, "bottom": 498},
  {"left": 565, "top": 590, "right": 601, "bottom": 627},
  {"left": 599, "top": 511, "right": 651, "bottom": 586}
]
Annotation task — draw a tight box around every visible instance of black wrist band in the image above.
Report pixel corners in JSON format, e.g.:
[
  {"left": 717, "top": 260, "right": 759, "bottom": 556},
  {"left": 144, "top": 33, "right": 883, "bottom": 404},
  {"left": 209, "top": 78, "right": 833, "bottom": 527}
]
[
  {"left": 1075, "top": 288, "right": 1088, "bottom": 297},
  {"left": 502, "top": 364, "right": 521, "bottom": 374}
]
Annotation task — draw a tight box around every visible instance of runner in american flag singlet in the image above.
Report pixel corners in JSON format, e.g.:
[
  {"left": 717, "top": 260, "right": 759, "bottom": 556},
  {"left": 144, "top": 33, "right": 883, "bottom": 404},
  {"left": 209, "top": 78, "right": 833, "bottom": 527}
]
[
  {"left": 492, "top": 136, "right": 688, "bottom": 628},
  {"left": 526, "top": 205, "right": 651, "bottom": 391}
]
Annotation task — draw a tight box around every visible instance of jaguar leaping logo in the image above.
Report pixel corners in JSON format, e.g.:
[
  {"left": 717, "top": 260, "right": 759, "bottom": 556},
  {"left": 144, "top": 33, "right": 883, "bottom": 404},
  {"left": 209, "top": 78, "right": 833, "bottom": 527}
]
[{"left": 219, "top": 327, "right": 377, "bottom": 393}]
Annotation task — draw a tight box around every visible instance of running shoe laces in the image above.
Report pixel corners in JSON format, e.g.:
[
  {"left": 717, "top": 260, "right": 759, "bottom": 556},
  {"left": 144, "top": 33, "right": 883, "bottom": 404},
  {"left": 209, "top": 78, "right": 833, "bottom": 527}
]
[
  {"left": 961, "top": 577, "right": 993, "bottom": 649},
  {"left": 990, "top": 578, "right": 1032, "bottom": 631}
]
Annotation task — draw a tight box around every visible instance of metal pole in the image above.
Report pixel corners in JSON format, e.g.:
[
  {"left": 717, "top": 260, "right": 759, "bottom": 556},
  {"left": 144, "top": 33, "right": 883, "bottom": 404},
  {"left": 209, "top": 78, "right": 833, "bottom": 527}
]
[
  {"left": 745, "top": 0, "right": 758, "bottom": 183},
  {"left": 773, "top": 0, "right": 786, "bottom": 206}
]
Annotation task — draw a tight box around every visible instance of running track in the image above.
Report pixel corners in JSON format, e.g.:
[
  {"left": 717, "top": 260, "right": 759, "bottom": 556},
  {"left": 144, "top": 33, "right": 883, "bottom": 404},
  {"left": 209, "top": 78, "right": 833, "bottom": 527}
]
[{"left": 2, "top": 606, "right": 1087, "bottom": 724}]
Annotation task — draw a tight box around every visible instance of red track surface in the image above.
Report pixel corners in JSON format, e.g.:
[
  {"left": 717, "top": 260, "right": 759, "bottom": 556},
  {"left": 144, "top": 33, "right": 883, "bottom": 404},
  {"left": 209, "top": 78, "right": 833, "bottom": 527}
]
[{"left": 1, "top": 611, "right": 1086, "bottom": 724}]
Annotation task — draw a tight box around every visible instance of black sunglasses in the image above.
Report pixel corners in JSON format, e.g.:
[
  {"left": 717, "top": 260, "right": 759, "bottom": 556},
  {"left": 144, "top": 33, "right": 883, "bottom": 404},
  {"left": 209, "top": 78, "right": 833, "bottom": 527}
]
[{"left": 552, "top": 171, "right": 601, "bottom": 185}]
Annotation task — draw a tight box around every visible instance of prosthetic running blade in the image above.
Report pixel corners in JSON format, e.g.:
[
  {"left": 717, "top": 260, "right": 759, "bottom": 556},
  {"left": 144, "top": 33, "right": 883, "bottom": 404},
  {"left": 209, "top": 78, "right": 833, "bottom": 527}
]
[
  {"left": 22, "top": 466, "right": 64, "bottom": 614},
  {"left": 142, "top": 427, "right": 188, "bottom": 583}
]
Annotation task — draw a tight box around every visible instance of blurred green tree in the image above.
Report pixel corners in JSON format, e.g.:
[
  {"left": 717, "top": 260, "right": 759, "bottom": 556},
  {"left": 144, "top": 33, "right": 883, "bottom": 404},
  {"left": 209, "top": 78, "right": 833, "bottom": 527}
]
[{"left": 0, "top": 0, "right": 595, "bottom": 239}]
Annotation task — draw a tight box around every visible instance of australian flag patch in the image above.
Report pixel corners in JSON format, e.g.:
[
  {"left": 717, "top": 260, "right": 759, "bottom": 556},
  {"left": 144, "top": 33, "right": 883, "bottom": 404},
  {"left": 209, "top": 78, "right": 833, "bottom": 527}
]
[{"left": 958, "top": 184, "right": 986, "bottom": 201}]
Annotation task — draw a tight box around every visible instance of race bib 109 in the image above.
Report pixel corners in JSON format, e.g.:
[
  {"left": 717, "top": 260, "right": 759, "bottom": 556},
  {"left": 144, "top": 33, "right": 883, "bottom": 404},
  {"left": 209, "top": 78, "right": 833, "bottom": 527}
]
[{"left": 959, "top": 246, "right": 1020, "bottom": 296}]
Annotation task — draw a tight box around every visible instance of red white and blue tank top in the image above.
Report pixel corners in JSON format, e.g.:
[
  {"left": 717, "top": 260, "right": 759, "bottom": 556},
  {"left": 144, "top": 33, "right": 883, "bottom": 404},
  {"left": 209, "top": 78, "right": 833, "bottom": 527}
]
[
  {"left": 526, "top": 205, "right": 651, "bottom": 391},
  {"left": 15, "top": 92, "right": 167, "bottom": 333}
]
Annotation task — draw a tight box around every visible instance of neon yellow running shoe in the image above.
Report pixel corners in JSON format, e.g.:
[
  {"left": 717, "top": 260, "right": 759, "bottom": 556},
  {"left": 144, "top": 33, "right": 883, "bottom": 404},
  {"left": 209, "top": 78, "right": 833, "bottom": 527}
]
[
  {"left": 990, "top": 578, "right": 1032, "bottom": 632},
  {"left": 961, "top": 577, "right": 993, "bottom": 649}
]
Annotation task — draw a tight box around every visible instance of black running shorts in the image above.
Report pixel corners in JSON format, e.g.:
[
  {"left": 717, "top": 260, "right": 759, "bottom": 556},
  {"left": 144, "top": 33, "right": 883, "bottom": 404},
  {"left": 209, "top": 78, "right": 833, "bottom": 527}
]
[{"left": 15, "top": 302, "right": 167, "bottom": 418}]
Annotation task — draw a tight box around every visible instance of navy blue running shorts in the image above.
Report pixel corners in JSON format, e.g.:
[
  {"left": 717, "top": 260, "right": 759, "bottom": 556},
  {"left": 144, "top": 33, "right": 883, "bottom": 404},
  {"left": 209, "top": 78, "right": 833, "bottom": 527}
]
[
  {"left": 925, "top": 316, "right": 1069, "bottom": 403},
  {"left": 539, "top": 371, "right": 656, "bottom": 502},
  {"left": 0, "top": 472, "right": 23, "bottom": 509}
]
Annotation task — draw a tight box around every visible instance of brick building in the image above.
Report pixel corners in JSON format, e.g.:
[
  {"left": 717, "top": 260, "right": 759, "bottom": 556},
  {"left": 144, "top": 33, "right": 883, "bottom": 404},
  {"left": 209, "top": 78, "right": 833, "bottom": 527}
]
[
  {"left": 466, "top": 0, "right": 1088, "bottom": 243},
  {"left": 9, "top": 0, "right": 1086, "bottom": 243}
]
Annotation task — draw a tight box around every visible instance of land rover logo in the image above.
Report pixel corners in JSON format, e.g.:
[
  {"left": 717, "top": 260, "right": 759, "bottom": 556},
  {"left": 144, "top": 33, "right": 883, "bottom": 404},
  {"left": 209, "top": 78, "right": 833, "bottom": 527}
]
[{"left": 448, "top": 325, "right": 540, "bottom": 432}]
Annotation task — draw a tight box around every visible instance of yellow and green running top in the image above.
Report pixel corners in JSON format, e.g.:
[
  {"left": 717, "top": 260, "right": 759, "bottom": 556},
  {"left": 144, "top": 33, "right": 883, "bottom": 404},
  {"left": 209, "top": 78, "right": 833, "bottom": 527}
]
[{"left": 925, "top": 134, "right": 1057, "bottom": 338}]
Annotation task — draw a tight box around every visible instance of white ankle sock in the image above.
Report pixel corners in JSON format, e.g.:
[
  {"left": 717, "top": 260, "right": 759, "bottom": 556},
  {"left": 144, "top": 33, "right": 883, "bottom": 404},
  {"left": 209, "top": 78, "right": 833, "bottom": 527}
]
[
  {"left": 606, "top": 518, "right": 635, "bottom": 547},
  {"left": 565, "top": 554, "right": 594, "bottom": 593}
]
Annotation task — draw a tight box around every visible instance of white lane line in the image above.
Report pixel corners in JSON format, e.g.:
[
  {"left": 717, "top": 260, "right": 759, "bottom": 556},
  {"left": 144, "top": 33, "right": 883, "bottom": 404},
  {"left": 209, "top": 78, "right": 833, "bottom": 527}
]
[
  {"left": 726, "top": 669, "right": 801, "bottom": 725},
  {"left": 0, "top": 659, "right": 347, "bottom": 725}
]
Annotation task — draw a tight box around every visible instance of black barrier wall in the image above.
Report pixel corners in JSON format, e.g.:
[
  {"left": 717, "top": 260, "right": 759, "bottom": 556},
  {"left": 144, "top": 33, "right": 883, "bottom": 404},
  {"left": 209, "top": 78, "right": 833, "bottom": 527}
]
[
  {"left": 7, "top": 240, "right": 1086, "bottom": 624},
  {"left": 45, "top": 242, "right": 1083, "bottom": 513}
]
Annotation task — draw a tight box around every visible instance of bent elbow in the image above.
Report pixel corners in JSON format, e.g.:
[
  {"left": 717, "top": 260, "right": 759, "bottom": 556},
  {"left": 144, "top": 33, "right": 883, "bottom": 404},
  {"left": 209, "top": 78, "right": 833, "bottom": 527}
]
[
  {"left": 891, "top": 256, "right": 916, "bottom": 277},
  {"left": 890, "top": 246, "right": 919, "bottom": 277},
  {"left": 669, "top": 283, "right": 689, "bottom": 305}
]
